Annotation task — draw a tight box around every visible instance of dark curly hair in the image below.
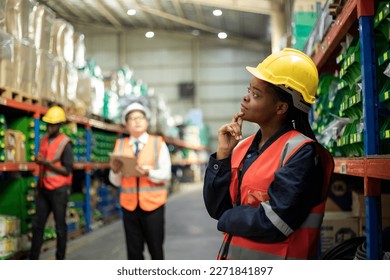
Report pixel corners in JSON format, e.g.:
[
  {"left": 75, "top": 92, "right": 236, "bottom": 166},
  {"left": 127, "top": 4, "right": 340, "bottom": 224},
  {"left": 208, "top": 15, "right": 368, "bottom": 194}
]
[{"left": 270, "top": 83, "right": 317, "bottom": 141}]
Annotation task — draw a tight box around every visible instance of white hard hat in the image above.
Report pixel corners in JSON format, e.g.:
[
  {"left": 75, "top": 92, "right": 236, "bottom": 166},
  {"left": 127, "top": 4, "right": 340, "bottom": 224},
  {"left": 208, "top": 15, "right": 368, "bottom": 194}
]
[{"left": 122, "top": 102, "right": 151, "bottom": 125}]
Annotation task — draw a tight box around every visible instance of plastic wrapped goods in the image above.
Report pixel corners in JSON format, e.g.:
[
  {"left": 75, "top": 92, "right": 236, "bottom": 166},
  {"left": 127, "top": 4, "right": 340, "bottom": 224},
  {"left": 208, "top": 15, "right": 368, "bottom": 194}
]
[
  {"left": 14, "top": 39, "right": 37, "bottom": 95},
  {"left": 5, "top": 0, "right": 35, "bottom": 43},
  {"left": 50, "top": 19, "right": 74, "bottom": 63},
  {"left": 0, "top": 30, "right": 13, "bottom": 59},
  {"left": 0, "top": 37, "right": 37, "bottom": 95},
  {"left": 0, "top": 0, "right": 6, "bottom": 31},
  {"left": 73, "top": 32, "right": 86, "bottom": 68},
  {"left": 30, "top": 3, "right": 55, "bottom": 50},
  {"left": 35, "top": 48, "right": 55, "bottom": 100}
]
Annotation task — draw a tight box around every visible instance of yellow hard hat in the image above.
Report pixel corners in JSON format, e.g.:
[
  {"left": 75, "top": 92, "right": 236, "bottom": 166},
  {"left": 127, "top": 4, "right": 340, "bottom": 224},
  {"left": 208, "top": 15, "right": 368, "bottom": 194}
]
[
  {"left": 246, "top": 48, "right": 318, "bottom": 105},
  {"left": 42, "top": 106, "right": 67, "bottom": 124}
]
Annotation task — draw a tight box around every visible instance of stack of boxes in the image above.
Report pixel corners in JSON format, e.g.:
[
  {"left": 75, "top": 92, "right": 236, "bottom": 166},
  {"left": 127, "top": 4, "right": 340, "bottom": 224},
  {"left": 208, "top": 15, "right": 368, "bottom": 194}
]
[
  {"left": 0, "top": 0, "right": 107, "bottom": 117},
  {"left": 321, "top": 178, "right": 390, "bottom": 255},
  {"left": 352, "top": 192, "right": 390, "bottom": 236},
  {"left": 0, "top": 176, "right": 36, "bottom": 257},
  {"left": 8, "top": 116, "right": 45, "bottom": 162},
  {"left": 0, "top": 215, "right": 20, "bottom": 259},
  {"left": 321, "top": 178, "right": 356, "bottom": 254},
  {"left": 4, "top": 129, "right": 26, "bottom": 163}
]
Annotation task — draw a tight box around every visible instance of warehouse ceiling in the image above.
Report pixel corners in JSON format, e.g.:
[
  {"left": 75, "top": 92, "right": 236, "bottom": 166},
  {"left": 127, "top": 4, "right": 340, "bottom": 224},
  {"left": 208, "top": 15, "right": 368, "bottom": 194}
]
[{"left": 37, "top": 0, "right": 292, "bottom": 50}]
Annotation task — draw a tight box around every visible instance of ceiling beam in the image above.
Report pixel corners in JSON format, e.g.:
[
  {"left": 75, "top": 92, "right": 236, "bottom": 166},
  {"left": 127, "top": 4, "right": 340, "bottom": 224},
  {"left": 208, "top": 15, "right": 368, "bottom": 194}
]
[
  {"left": 178, "top": 0, "right": 280, "bottom": 15},
  {"left": 194, "top": 3, "right": 205, "bottom": 23},
  {"left": 156, "top": 0, "right": 173, "bottom": 29},
  {"left": 126, "top": 4, "right": 269, "bottom": 51},
  {"left": 59, "top": 1, "right": 103, "bottom": 24},
  {"left": 135, "top": 0, "right": 157, "bottom": 28},
  {"left": 117, "top": 0, "right": 142, "bottom": 27},
  {"left": 91, "top": 0, "right": 123, "bottom": 29},
  {"left": 136, "top": 3, "right": 223, "bottom": 34},
  {"left": 172, "top": 0, "right": 185, "bottom": 18}
]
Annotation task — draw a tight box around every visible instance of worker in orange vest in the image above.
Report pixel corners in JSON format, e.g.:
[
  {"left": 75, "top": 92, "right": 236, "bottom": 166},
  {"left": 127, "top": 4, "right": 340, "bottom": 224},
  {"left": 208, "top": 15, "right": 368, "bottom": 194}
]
[
  {"left": 203, "top": 48, "right": 334, "bottom": 259},
  {"left": 30, "top": 106, "right": 73, "bottom": 260},
  {"left": 109, "top": 102, "right": 171, "bottom": 260}
]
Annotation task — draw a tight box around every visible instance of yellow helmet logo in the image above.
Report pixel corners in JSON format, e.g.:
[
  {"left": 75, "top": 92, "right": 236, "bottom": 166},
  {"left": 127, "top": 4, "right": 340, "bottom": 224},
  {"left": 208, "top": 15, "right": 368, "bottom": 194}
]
[{"left": 42, "top": 106, "right": 67, "bottom": 124}]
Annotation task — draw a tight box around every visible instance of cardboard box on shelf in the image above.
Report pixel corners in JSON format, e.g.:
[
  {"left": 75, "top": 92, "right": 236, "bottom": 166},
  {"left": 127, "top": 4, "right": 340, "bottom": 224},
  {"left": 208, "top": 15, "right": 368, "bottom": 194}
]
[
  {"left": 352, "top": 191, "right": 390, "bottom": 218},
  {"left": 359, "top": 217, "right": 390, "bottom": 236},
  {"left": 321, "top": 211, "right": 359, "bottom": 254},
  {"left": 0, "top": 57, "right": 16, "bottom": 89},
  {"left": 4, "top": 129, "right": 26, "bottom": 163},
  {"left": 325, "top": 179, "right": 352, "bottom": 211}
]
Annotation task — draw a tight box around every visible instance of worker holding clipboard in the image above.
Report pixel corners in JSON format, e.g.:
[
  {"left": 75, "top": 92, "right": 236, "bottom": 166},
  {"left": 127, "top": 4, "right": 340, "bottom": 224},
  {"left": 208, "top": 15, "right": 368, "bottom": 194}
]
[{"left": 109, "top": 102, "right": 172, "bottom": 260}]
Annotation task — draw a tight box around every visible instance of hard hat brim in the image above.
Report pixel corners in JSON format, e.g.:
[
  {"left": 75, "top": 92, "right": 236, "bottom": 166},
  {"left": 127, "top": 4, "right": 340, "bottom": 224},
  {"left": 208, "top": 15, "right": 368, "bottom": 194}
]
[
  {"left": 246, "top": 66, "right": 267, "bottom": 82},
  {"left": 246, "top": 66, "right": 312, "bottom": 113},
  {"left": 42, "top": 116, "right": 65, "bottom": 124}
]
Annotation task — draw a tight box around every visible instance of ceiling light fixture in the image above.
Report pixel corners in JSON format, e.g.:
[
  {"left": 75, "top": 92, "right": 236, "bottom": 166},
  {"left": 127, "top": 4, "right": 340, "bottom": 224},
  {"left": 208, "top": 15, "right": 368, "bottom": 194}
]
[
  {"left": 127, "top": 9, "right": 136, "bottom": 16},
  {"left": 213, "top": 9, "right": 222, "bottom": 16},
  {"left": 145, "top": 31, "right": 155, "bottom": 38},
  {"left": 192, "top": 30, "right": 200, "bottom": 36},
  {"left": 218, "top": 32, "right": 227, "bottom": 39}
]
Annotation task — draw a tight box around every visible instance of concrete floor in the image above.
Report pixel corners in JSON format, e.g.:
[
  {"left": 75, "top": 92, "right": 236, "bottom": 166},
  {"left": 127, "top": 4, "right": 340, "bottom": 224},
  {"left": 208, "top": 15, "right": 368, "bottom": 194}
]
[{"left": 40, "top": 182, "right": 222, "bottom": 260}]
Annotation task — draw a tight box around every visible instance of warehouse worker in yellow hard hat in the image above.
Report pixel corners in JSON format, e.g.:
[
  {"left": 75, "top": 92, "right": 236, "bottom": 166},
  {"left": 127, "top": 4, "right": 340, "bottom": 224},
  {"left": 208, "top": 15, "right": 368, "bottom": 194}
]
[
  {"left": 203, "top": 48, "right": 334, "bottom": 260},
  {"left": 109, "top": 102, "right": 171, "bottom": 260},
  {"left": 30, "top": 105, "right": 74, "bottom": 260}
]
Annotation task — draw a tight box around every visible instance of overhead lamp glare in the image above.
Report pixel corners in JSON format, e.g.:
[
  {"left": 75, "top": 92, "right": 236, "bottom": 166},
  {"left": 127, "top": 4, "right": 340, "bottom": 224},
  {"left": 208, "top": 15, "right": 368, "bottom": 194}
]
[
  {"left": 213, "top": 9, "right": 223, "bottom": 16},
  {"left": 127, "top": 9, "right": 136, "bottom": 16},
  {"left": 218, "top": 32, "right": 227, "bottom": 39},
  {"left": 145, "top": 31, "right": 155, "bottom": 38},
  {"left": 192, "top": 30, "right": 200, "bottom": 36}
]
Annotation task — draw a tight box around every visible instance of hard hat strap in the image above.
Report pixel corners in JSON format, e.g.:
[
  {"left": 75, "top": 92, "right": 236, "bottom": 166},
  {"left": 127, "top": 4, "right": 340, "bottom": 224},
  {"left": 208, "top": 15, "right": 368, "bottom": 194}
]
[{"left": 276, "top": 85, "right": 311, "bottom": 113}]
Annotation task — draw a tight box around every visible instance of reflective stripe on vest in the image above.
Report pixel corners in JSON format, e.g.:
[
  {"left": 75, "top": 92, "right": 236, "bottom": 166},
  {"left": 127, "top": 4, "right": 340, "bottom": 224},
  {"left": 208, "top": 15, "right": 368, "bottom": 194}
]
[
  {"left": 39, "top": 134, "right": 72, "bottom": 190},
  {"left": 115, "top": 135, "right": 168, "bottom": 211},
  {"left": 221, "top": 130, "right": 333, "bottom": 260},
  {"left": 121, "top": 185, "right": 167, "bottom": 193}
]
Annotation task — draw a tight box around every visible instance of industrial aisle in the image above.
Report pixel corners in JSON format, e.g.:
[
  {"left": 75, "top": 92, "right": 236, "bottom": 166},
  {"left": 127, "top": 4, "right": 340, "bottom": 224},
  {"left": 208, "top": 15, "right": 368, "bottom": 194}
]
[{"left": 40, "top": 182, "right": 222, "bottom": 260}]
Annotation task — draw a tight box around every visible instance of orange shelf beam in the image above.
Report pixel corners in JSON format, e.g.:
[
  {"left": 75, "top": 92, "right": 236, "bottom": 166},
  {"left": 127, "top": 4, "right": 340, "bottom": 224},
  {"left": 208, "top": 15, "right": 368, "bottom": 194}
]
[
  {"left": 0, "top": 97, "right": 47, "bottom": 115},
  {"left": 0, "top": 162, "right": 38, "bottom": 173},
  {"left": 334, "top": 156, "right": 390, "bottom": 180},
  {"left": 73, "top": 162, "right": 111, "bottom": 170}
]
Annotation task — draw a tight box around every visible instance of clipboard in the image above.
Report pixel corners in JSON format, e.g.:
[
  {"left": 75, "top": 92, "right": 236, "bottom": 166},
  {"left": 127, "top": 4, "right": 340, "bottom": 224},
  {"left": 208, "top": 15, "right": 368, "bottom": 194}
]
[{"left": 109, "top": 153, "right": 140, "bottom": 177}]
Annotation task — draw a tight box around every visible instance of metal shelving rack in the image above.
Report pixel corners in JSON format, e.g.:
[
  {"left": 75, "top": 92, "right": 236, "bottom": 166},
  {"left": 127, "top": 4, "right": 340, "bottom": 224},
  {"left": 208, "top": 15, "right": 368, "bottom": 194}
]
[
  {"left": 1, "top": 95, "right": 207, "bottom": 234},
  {"left": 308, "top": 0, "right": 389, "bottom": 259}
]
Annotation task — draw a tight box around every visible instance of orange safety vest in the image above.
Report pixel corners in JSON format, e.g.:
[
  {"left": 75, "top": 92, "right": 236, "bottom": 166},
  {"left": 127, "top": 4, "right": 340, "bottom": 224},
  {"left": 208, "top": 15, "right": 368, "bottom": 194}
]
[
  {"left": 219, "top": 130, "right": 334, "bottom": 260},
  {"left": 39, "top": 133, "right": 73, "bottom": 190},
  {"left": 114, "top": 135, "right": 168, "bottom": 212}
]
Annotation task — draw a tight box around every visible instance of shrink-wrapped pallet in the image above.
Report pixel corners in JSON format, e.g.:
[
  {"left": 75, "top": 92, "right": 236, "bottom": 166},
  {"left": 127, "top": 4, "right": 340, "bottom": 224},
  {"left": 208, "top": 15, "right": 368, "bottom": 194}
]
[
  {"left": 4, "top": 0, "right": 35, "bottom": 43},
  {"left": 50, "top": 19, "right": 74, "bottom": 63},
  {"left": 50, "top": 56, "right": 66, "bottom": 104},
  {"left": 0, "top": 36, "right": 36, "bottom": 95},
  {"left": 35, "top": 48, "right": 55, "bottom": 100},
  {"left": 0, "top": 0, "right": 6, "bottom": 31},
  {"left": 30, "top": 3, "right": 55, "bottom": 51},
  {"left": 74, "top": 32, "right": 86, "bottom": 68},
  {"left": 0, "top": 30, "right": 15, "bottom": 88},
  {"left": 13, "top": 39, "right": 37, "bottom": 95}
]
